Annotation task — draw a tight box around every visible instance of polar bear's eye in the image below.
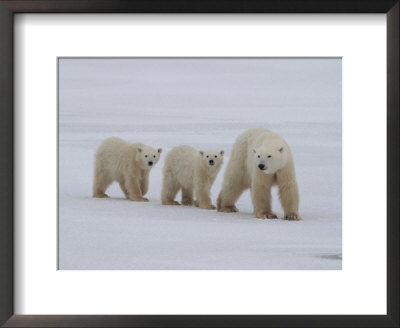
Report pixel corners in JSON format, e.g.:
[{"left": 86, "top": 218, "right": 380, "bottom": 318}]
[
  {"left": 257, "top": 155, "right": 260, "bottom": 158},
  {"left": 268, "top": 155, "right": 272, "bottom": 158},
  {"left": 145, "top": 155, "right": 148, "bottom": 158},
  {"left": 206, "top": 155, "right": 209, "bottom": 158},
  {"left": 153, "top": 155, "right": 156, "bottom": 158},
  {"left": 215, "top": 155, "right": 217, "bottom": 158}
]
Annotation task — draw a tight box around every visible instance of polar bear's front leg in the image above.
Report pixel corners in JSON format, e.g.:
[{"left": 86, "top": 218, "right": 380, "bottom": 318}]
[
  {"left": 217, "top": 162, "right": 246, "bottom": 213},
  {"left": 251, "top": 179, "right": 277, "bottom": 219},
  {"left": 195, "top": 183, "right": 215, "bottom": 210},
  {"left": 140, "top": 173, "right": 149, "bottom": 196},
  {"left": 277, "top": 169, "right": 300, "bottom": 220},
  {"left": 126, "top": 177, "right": 148, "bottom": 202},
  {"left": 217, "top": 181, "right": 242, "bottom": 212},
  {"left": 279, "top": 181, "right": 300, "bottom": 220}
]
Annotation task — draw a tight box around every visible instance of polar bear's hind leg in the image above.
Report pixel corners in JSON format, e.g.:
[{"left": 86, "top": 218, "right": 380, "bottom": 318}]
[
  {"left": 93, "top": 170, "right": 112, "bottom": 198},
  {"left": 161, "top": 171, "right": 181, "bottom": 205}
]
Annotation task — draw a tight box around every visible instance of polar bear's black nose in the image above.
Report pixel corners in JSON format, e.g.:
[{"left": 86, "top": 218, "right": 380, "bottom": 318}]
[
  {"left": 148, "top": 161, "right": 153, "bottom": 166},
  {"left": 209, "top": 160, "right": 214, "bottom": 165},
  {"left": 258, "top": 164, "right": 265, "bottom": 170}
]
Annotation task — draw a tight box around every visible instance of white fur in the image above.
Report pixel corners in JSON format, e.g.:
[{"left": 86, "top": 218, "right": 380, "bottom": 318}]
[
  {"left": 161, "top": 145, "right": 224, "bottom": 209},
  {"left": 217, "top": 128, "right": 300, "bottom": 220},
  {"left": 93, "top": 137, "right": 162, "bottom": 201}
]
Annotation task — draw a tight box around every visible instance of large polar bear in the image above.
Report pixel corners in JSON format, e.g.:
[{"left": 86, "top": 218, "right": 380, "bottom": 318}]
[
  {"left": 217, "top": 128, "right": 300, "bottom": 220},
  {"left": 93, "top": 137, "right": 162, "bottom": 201},
  {"left": 161, "top": 146, "right": 224, "bottom": 209}
]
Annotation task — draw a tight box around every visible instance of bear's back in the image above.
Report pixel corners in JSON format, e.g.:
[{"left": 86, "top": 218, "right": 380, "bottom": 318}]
[
  {"left": 95, "top": 137, "right": 139, "bottom": 170},
  {"left": 98, "top": 137, "right": 131, "bottom": 153},
  {"left": 165, "top": 145, "right": 198, "bottom": 162}
]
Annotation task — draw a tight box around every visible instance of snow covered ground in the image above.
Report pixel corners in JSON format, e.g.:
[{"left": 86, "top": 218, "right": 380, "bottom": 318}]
[{"left": 58, "top": 58, "right": 342, "bottom": 270}]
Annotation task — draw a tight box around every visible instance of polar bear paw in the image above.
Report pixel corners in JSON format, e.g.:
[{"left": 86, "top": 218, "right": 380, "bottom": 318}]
[
  {"left": 93, "top": 193, "right": 109, "bottom": 198},
  {"left": 162, "top": 200, "right": 181, "bottom": 205},
  {"left": 283, "top": 214, "right": 301, "bottom": 221},
  {"left": 255, "top": 211, "right": 278, "bottom": 219},
  {"left": 218, "top": 205, "right": 239, "bottom": 213},
  {"left": 199, "top": 203, "right": 216, "bottom": 210},
  {"left": 130, "top": 196, "right": 149, "bottom": 202},
  {"left": 182, "top": 199, "right": 194, "bottom": 206}
]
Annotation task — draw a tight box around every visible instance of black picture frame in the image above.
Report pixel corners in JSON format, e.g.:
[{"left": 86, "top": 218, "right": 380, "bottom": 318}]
[{"left": 0, "top": 1, "right": 398, "bottom": 327}]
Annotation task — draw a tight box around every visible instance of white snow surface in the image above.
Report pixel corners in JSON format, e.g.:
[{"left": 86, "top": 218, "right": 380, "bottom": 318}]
[{"left": 58, "top": 58, "right": 342, "bottom": 270}]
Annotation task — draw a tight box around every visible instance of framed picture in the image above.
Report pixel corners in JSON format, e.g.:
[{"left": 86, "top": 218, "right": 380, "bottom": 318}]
[
  {"left": 0, "top": 1, "right": 398, "bottom": 327},
  {"left": 57, "top": 56, "right": 342, "bottom": 271}
]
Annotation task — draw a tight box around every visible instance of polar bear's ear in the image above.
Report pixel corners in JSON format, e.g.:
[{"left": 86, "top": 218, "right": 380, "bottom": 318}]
[
  {"left": 252, "top": 149, "right": 256, "bottom": 154},
  {"left": 158, "top": 148, "right": 162, "bottom": 153},
  {"left": 220, "top": 150, "right": 224, "bottom": 155},
  {"left": 199, "top": 151, "right": 204, "bottom": 156},
  {"left": 138, "top": 148, "right": 142, "bottom": 153},
  {"left": 279, "top": 147, "right": 284, "bottom": 153}
]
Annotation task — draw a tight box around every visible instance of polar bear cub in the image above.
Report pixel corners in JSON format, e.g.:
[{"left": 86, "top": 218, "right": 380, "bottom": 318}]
[
  {"left": 93, "top": 137, "right": 162, "bottom": 201},
  {"left": 161, "top": 146, "right": 224, "bottom": 209},
  {"left": 217, "top": 128, "right": 300, "bottom": 220}
]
